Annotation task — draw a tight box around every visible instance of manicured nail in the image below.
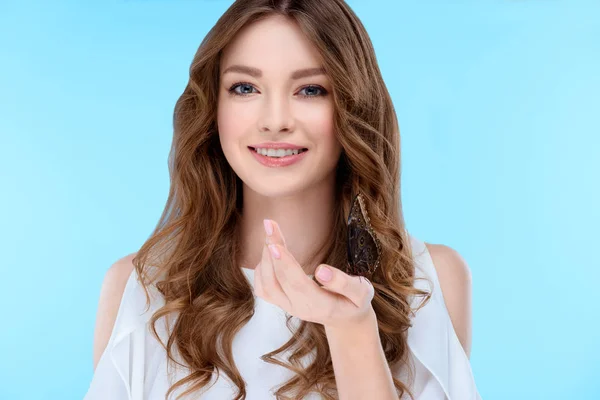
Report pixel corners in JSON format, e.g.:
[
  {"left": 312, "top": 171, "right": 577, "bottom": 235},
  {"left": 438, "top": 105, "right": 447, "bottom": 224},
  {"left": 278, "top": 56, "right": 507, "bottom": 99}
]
[
  {"left": 268, "top": 244, "right": 281, "bottom": 259},
  {"left": 316, "top": 265, "right": 332, "bottom": 281},
  {"left": 263, "top": 219, "right": 274, "bottom": 236}
]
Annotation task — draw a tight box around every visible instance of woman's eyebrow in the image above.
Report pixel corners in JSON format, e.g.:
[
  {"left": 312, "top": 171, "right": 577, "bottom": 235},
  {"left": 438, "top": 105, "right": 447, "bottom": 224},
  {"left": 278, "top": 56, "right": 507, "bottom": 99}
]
[{"left": 222, "top": 65, "right": 326, "bottom": 80}]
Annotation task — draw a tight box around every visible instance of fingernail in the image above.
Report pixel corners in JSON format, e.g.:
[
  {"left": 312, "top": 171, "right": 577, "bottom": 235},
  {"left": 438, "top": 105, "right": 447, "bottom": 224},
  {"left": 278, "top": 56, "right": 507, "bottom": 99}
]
[
  {"left": 316, "top": 265, "right": 332, "bottom": 281},
  {"left": 263, "top": 219, "right": 274, "bottom": 236},
  {"left": 268, "top": 244, "right": 281, "bottom": 259}
]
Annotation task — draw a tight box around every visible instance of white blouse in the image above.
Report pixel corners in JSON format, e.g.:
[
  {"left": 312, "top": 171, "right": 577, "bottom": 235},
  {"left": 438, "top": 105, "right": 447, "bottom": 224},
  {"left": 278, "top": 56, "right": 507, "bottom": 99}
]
[{"left": 84, "top": 234, "right": 482, "bottom": 399}]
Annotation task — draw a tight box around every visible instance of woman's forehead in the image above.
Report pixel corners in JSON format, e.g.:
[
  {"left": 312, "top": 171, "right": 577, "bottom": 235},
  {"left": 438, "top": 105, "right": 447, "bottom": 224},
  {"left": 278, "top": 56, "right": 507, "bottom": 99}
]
[{"left": 220, "top": 16, "right": 324, "bottom": 77}]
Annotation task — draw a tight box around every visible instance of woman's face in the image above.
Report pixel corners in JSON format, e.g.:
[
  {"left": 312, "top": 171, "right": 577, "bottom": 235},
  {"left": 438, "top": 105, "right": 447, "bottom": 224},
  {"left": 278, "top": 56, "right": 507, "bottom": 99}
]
[{"left": 217, "top": 15, "right": 343, "bottom": 198}]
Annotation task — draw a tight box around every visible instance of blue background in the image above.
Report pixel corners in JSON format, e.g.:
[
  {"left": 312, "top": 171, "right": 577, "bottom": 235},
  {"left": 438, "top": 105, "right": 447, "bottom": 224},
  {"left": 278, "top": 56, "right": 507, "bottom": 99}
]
[{"left": 1, "top": 1, "right": 598, "bottom": 399}]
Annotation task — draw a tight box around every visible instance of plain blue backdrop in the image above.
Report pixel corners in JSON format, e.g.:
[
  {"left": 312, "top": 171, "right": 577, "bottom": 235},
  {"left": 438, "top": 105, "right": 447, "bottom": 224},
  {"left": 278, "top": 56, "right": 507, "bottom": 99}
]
[{"left": 1, "top": 0, "right": 598, "bottom": 399}]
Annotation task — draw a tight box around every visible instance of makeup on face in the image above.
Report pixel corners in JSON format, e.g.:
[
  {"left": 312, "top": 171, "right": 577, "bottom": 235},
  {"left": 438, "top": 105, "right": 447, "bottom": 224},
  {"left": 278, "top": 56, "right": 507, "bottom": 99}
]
[{"left": 248, "top": 145, "right": 309, "bottom": 167}]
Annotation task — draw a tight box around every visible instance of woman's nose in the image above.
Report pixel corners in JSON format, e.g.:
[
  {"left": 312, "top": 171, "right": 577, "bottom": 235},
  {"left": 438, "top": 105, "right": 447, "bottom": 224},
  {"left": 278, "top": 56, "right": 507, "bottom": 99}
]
[{"left": 257, "top": 94, "right": 295, "bottom": 133}]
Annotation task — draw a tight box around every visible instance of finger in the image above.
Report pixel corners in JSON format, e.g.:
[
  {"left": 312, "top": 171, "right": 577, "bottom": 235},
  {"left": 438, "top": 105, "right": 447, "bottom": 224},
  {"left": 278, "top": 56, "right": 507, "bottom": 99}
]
[
  {"left": 264, "top": 219, "right": 287, "bottom": 248},
  {"left": 314, "top": 264, "right": 374, "bottom": 308},
  {"left": 258, "top": 242, "right": 290, "bottom": 307},
  {"left": 269, "top": 243, "right": 319, "bottom": 299}
]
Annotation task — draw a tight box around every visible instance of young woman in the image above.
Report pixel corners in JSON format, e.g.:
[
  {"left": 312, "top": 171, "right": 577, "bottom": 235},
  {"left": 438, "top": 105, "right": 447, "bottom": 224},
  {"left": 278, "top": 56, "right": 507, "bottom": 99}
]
[{"left": 85, "top": 1, "right": 481, "bottom": 399}]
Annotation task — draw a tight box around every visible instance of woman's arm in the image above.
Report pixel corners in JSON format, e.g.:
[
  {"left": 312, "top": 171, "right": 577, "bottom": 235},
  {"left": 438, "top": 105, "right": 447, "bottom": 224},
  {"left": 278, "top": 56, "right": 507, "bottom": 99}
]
[
  {"left": 324, "top": 243, "right": 474, "bottom": 399},
  {"left": 324, "top": 311, "right": 398, "bottom": 400}
]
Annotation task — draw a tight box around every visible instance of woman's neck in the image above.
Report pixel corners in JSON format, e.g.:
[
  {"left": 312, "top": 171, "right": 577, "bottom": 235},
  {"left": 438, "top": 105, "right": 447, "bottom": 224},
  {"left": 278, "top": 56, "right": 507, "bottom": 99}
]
[{"left": 238, "top": 179, "right": 336, "bottom": 275}]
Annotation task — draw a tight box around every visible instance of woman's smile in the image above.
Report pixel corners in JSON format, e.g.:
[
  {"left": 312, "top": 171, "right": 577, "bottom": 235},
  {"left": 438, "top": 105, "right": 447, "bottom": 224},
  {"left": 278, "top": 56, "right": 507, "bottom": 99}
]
[{"left": 248, "top": 146, "right": 309, "bottom": 167}]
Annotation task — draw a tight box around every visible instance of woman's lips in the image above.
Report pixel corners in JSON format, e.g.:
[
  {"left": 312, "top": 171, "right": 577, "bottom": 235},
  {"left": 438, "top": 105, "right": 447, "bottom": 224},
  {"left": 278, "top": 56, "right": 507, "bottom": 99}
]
[{"left": 248, "top": 147, "right": 309, "bottom": 167}]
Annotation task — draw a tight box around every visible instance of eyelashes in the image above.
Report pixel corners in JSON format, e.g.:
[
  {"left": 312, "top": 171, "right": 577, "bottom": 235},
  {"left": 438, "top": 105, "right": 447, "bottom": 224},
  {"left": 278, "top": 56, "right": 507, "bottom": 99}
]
[{"left": 227, "top": 81, "right": 328, "bottom": 99}]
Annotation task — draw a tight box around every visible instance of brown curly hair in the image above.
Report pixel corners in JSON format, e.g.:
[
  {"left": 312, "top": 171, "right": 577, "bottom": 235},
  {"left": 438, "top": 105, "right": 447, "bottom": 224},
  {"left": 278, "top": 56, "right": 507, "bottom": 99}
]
[{"left": 132, "top": 0, "right": 432, "bottom": 398}]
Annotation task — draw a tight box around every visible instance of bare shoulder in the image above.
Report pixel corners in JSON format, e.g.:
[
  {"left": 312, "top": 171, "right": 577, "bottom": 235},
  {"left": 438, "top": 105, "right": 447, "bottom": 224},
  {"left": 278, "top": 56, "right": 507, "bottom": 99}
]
[
  {"left": 424, "top": 243, "right": 473, "bottom": 359},
  {"left": 92, "top": 252, "right": 137, "bottom": 370}
]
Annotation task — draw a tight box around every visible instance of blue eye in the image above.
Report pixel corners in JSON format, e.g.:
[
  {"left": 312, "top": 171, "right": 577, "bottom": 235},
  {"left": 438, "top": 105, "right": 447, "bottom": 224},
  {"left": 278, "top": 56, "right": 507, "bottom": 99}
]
[
  {"left": 298, "top": 85, "right": 327, "bottom": 98},
  {"left": 227, "top": 82, "right": 328, "bottom": 98},
  {"left": 228, "top": 82, "right": 257, "bottom": 96}
]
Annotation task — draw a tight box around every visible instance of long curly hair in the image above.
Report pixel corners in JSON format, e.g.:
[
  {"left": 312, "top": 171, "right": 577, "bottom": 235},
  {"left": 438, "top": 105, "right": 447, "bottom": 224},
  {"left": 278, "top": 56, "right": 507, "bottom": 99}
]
[{"left": 132, "top": 0, "right": 432, "bottom": 399}]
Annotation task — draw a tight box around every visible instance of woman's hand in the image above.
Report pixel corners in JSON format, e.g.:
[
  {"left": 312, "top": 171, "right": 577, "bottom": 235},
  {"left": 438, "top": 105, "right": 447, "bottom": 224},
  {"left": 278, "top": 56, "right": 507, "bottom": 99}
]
[{"left": 254, "top": 219, "right": 376, "bottom": 330}]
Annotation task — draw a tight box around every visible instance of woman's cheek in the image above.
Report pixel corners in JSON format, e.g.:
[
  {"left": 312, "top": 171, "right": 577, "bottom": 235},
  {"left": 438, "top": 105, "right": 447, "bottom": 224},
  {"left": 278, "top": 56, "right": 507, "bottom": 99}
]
[
  {"left": 217, "top": 111, "right": 241, "bottom": 162},
  {"left": 307, "top": 108, "right": 337, "bottom": 146},
  {"left": 218, "top": 102, "right": 246, "bottom": 141}
]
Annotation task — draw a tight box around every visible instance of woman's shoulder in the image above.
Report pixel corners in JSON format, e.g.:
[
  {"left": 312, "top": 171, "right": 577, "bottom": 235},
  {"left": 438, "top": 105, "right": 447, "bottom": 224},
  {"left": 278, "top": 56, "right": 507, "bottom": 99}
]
[
  {"left": 104, "top": 252, "right": 165, "bottom": 317},
  {"left": 423, "top": 242, "right": 473, "bottom": 358},
  {"left": 100, "top": 253, "right": 137, "bottom": 303},
  {"left": 93, "top": 252, "right": 138, "bottom": 368},
  {"left": 407, "top": 233, "right": 473, "bottom": 358},
  {"left": 86, "top": 253, "right": 165, "bottom": 400},
  {"left": 93, "top": 251, "right": 166, "bottom": 362},
  {"left": 404, "top": 234, "right": 480, "bottom": 399}
]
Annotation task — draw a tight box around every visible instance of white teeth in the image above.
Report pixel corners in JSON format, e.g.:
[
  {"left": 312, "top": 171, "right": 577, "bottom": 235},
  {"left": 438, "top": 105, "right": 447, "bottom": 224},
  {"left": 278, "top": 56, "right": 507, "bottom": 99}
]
[{"left": 253, "top": 148, "right": 305, "bottom": 157}]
